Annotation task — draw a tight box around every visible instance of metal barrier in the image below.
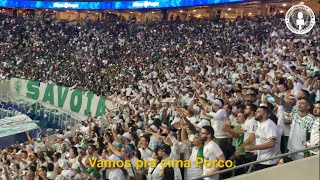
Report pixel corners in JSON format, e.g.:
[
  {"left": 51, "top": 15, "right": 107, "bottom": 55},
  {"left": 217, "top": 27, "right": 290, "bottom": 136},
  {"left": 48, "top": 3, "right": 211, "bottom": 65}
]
[{"left": 192, "top": 145, "right": 320, "bottom": 180}]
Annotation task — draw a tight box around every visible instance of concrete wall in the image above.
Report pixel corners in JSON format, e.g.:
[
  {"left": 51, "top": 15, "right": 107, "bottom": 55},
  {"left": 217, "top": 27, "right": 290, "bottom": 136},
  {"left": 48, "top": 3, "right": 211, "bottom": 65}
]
[{"left": 229, "top": 155, "right": 320, "bottom": 180}]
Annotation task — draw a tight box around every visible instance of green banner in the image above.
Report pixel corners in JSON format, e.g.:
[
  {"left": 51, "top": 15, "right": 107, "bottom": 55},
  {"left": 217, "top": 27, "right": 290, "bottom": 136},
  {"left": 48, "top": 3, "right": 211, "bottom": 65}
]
[
  {"left": 0, "top": 115, "right": 39, "bottom": 138},
  {"left": 10, "top": 78, "right": 114, "bottom": 117}
]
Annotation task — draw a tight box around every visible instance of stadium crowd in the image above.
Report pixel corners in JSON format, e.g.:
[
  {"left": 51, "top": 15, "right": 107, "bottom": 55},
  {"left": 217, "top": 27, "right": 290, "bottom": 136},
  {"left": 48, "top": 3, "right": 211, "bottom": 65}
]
[{"left": 0, "top": 12, "right": 319, "bottom": 180}]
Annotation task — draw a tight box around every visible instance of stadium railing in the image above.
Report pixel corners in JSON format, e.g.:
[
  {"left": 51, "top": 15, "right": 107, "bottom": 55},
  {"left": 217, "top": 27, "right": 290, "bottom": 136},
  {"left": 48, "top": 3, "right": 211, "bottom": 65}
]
[{"left": 192, "top": 145, "right": 320, "bottom": 180}]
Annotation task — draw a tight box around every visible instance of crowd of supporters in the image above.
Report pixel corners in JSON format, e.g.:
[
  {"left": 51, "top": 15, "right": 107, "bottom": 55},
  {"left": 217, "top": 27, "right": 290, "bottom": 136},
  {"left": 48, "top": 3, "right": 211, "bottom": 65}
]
[{"left": 0, "top": 12, "right": 319, "bottom": 180}]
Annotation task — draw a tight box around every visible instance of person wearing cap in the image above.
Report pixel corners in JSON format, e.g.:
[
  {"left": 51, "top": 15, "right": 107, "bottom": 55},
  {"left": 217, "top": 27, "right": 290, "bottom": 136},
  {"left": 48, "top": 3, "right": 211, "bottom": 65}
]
[
  {"left": 106, "top": 139, "right": 138, "bottom": 180},
  {"left": 152, "top": 144, "right": 182, "bottom": 180},
  {"left": 200, "top": 126, "right": 225, "bottom": 180},
  {"left": 181, "top": 122, "right": 204, "bottom": 180},
  {"left": 69, "top": 162, "right": 82, "bottom": 180},
  {"left": 76, "top": 144, "right": 89, "bottom": 169},
  {"left": 106, "top": 154, "right": 126, "bottom": 180},
  {"left": 201, "top": 99, "right": 230, "bottom": 161},
  {"left": 121, "top": 132, "right": 133, "bottom": 146},
  {"left": 146, "top": 125, "right": 162, "bottom": 151},
  {"left": 60, "top": 169, "right": 74, "bottom": 180}
]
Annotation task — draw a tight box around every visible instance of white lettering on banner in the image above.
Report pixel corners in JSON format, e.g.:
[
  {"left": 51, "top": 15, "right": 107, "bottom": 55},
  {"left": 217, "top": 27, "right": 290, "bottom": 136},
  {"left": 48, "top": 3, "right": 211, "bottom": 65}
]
[
  {"left": 9, "top": 78, "right": 115, "bottom": 117},
  {"left": 52, "top": 3, "right": 79, "bottom": 9},
  {"left": 132, "top": 1, "right": 160, "bottom": 8}
]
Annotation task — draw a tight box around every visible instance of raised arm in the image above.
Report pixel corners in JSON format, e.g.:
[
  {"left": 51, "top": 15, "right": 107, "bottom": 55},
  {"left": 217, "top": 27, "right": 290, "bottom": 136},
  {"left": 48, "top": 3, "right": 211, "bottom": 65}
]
[{"left": 180, "top": 123, "right": 192, "bottom": 145}]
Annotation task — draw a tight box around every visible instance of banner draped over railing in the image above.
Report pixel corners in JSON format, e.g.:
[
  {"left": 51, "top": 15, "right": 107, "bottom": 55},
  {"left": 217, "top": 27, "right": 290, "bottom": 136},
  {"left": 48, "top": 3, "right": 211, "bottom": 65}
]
[
  {"left": 9, "top": 78, "right": 115, "bottom": 117},
  {"left": 0, "top": 115, "right": 39, "bottom": 138}
]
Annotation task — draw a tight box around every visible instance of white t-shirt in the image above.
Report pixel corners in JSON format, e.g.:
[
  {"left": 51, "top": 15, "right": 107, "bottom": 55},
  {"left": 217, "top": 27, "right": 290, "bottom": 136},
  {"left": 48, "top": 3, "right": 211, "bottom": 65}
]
[
  {"left": 179, "top": 142, "right": 191, "bottom": 178},
  {"left": 187, "top": 146, "right": 203, "bottom": 180},
  {"left": 293, "top": 82, "right": 303, "bottom": 97},
  {"left": 80, "top": 126, "right": 89, "bottom": 134},
  {"left": 47, "top": 171, "right": 57, "bottom": 180},
  {"left": 179, "top": 142, "right": 191, "bottom": 160},
  {"left": 187, "top": 116, "right": 200, "bottom": 125},
  {"left": 150, "top": 162, "right": 162, "bottom": 180},
  {"left": 81, "top": 155, "right": 89, "bottom": 168},
  {"left": 170, "top": 137, "right": 181, "bottom": 160},
  {"left": 210, "top": 109, "right": 228, "bottom": 138},
  {"left": 277, "top": 105, "right": 291, "bottom": 137},
  {"left": 139, "top": 147, "right": 153, "bottom": 160},
  {"left": 125, "top": 157, "right": 138, "bottom": 178},
  {"left": 203, "top": 141, "right": 223, "bottom": 180},
  {"left": 243, "top": 117, "right": 258, "bottom": 149},
  {"left": 108, "top": 168, "right": 125, "bottom": 180},
  {"left": 287, "top": 110, "right": 316, "bottom": 153},
  {"left": 54, "top": 175, "right": 61, "bottom": 180},
  {"left": 310, "top": 117, "right": 319, "bottom": 154},
  {"left": 315, "top": 89, "right": 320, "bottom": 102},
  {"left": 255, "top": 119, "right": 281, "bottom": 165}
]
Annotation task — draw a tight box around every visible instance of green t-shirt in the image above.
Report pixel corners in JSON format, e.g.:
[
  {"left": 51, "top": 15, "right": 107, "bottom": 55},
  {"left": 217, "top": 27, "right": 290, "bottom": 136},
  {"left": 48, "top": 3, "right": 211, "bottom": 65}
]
[
  {"left": 87, "top": 167, "right": 101, "bottom": 179},
  {"left": 234, "top": 124, "right": 246, "bottom": 155}
]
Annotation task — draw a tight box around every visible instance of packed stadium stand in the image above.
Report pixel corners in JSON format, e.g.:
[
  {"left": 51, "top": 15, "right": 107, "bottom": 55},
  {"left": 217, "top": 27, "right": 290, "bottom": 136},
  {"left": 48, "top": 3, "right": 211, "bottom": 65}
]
[{"left": 0, "top": 0, "right": 319, "bottom": 180}]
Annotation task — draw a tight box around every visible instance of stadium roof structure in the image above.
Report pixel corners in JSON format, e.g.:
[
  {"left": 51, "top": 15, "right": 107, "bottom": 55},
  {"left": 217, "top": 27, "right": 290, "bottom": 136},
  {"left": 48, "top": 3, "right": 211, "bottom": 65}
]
[{"left": 0, "top": 0, "right": 250, "bottom": 10}]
